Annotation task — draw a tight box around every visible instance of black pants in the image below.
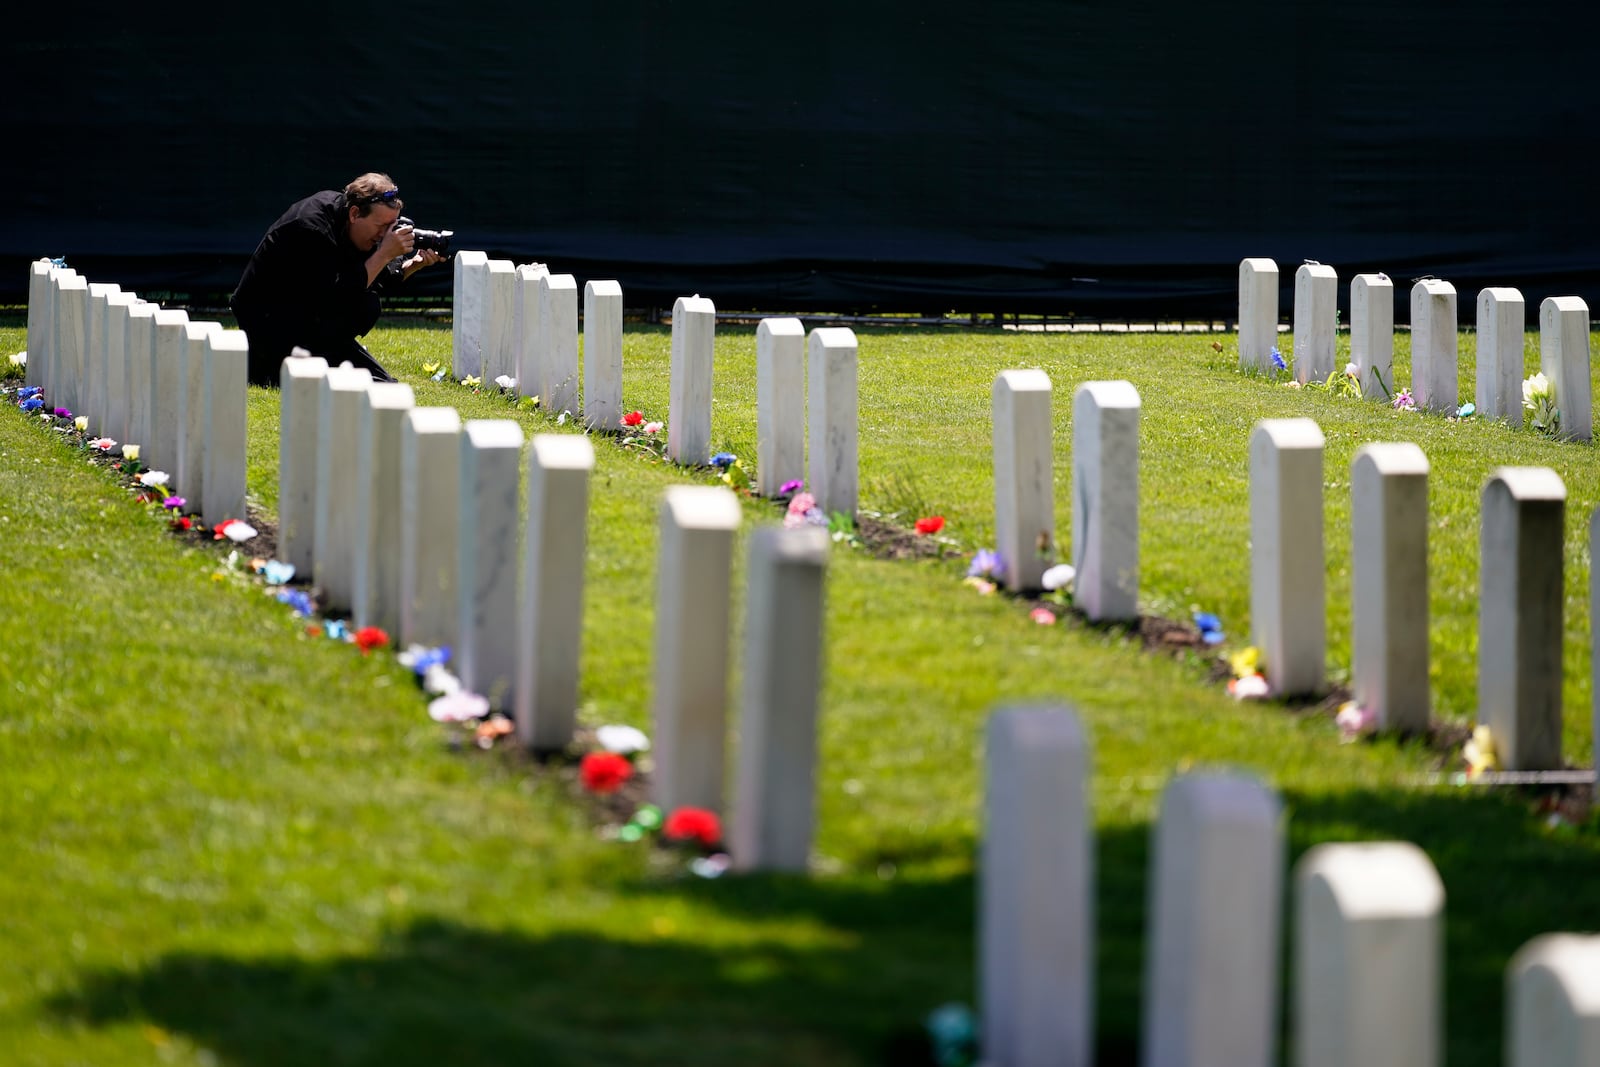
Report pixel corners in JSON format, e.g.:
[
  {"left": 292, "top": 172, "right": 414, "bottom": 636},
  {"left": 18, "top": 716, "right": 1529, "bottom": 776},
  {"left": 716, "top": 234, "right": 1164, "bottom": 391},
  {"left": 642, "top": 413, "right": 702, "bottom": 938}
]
[{"left": 242, "top": 331, "right": 397, "bottom": 388}]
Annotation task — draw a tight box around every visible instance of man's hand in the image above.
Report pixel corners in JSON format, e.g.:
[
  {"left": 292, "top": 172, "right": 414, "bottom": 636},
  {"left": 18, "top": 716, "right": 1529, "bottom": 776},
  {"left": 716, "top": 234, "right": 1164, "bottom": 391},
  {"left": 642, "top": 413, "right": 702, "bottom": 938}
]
[
  {"left": 378, "top": 221, "right": 415, "bottom": 262},
  {"left": 402, "top": 248, "right": 445, "bottom": 277}
]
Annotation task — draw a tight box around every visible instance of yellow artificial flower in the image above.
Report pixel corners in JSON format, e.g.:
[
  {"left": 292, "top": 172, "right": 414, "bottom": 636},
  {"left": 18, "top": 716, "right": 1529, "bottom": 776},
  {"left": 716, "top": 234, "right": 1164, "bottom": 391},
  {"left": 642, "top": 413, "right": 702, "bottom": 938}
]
[
  {"left": 74, "top": 415, "right": 87, "bottom": 431},
  {"left": 1463, "top": 725, "right": 1499, "bottom": 777},
  {"left": 461, "top": 375, "right": 482, "bottom": 388},
  {"left": 422, "top": 360, "right": 441, "bottom": 375},
  {"left": 1228, "top": 645, "right": 1261, "bottom": 678},
  {"left": 121, "top": 444, "right": 140, "bottom": 461}
]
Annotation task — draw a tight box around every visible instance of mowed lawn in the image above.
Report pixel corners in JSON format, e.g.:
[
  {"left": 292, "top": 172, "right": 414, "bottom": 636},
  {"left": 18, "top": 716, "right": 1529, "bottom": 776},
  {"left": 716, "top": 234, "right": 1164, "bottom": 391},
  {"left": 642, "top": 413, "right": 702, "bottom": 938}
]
[{"left": 1, "top": 313, "right": 1598, "bottom": 1066}]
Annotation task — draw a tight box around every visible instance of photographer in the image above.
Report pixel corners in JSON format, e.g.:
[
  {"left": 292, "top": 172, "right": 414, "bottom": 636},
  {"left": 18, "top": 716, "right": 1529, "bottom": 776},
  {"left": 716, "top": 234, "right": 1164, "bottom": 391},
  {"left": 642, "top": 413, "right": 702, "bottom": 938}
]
[{"left": 230, "top": 172, "right": 445, "bottom": 386}]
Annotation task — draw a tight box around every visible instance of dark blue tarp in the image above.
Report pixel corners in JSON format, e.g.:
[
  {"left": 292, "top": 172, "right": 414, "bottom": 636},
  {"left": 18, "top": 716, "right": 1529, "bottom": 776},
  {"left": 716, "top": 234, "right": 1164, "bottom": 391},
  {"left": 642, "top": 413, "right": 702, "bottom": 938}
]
[{"left": 4, "top": 1, "right": 1598, "bottom": 317}]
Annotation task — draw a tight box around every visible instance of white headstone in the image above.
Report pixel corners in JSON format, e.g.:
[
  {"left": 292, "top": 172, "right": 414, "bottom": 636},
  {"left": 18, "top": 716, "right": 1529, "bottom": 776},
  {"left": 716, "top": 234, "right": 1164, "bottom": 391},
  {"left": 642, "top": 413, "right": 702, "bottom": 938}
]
[
  {"left": 102, "top": 293, "right": 137, "bottom": 445},
  {"left": 82, "top": 282, "right": 121, "bottom": 432},
  {"left": 667, "top": 295, "right": 717, "bottom": 466},
  {"left": 583, "top": 280, "right": 624, "bottom": 432},
  {"left": 807, "top": 327, "right": 858, "bottom": 519},
  {"left": 540, "top": 273, "right": 580, "bottom": 414},
  {"left": 176, "top": 321, "right": 221, "bottom": 509},
  {"left": 512, "top": 262, "right": 548, "bottom": 397},
  {"left": 457, "top": 419, "right": 525, "bottom": 708},
  {"left": 1294, "top": 842, "right": 1444, "bottom": 1067},
  {"left": 53, "top": 274, "right": 89, "bottom": 417},
  {"left": 1508, "top": 934, "right": 1600, "bottom": 1067},
  {"left": 1594, "top": 506, "right": 1600, "bottom": 779},
  {"left": 148, "top": 309, "right": 190, "bottom": 475},
  {"left": 312, "top": 366, "right": 375, "bottom": 613},
  {"left": 399, "top": 407, "right": 462, "bottom": 648},
  {"left": 1238, "top": 258, "right": 1280, "bottom": 372},
  {"left": 731, "top": 525, "right": 830, "bottom": 873},
  {"left": 1350, "top": 272, "right": 1394, "bottom": 400},
  {"left": 515, "top": 434, "right": 596, "bottom": 751},
  {"left": 201, "top": 330, "right": 250, "bottom": 524},
  {"left": 452, "top": 250, "right": 489, "bottom": 378},
  {"left": 755, "top": 317, "right": 806, "bottom": 496},
  {"left": 1479, "top": 466, "right": 1566, "bottom": 770},
  {"left": 124, "top": 301, "right": 159, "bottom": 453},
  {"left": 352, "top": 382, "right": 417, "bottom": 635},
  {"left": 25, "top": 260, "right": 51, "bottom": 389},
  {"left": 1351, "top": 443, "right": 1431, "bottom": 733},
  {"left": 481, "top": 260, "right": 517, "bottom": 386},
  {"left": 1476, "top": 287, "right": 1525, "bottom": 426},
  {"left": 1250, "top": 418, "right": 1327, "bottom": 696},
  {"left": 980, "top": 705, "right": 1094, "bottom": 1067},
  {"left": 277, "top": 353, "right": 329, "bottom": 570},
  {"left": 1540, "top": 296, "right": 1591, "bottom": 441},
  {"left": 1143, "top": 773, "right": 1283, "bottom": 1067},
  {"left": 1072, "top": 380, "right": 1140, "bottom": 622},
  {"left": 993, "top": 369, "right": 1055, "bottom": 594},
  {"left": 1410, "top": 279, "right": 1458, "bottom": 413},
  {"left": 1294, "top": 262, "right": 1339, "bottom": 385},
  {"left": 651, "top": 485, "right": 741, "bottom": 814}
]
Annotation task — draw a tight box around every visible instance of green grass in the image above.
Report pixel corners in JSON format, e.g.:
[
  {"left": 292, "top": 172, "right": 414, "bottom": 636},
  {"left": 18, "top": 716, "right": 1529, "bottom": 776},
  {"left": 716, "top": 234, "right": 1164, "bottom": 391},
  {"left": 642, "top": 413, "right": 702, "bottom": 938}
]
[{"left": 3, "top": 316, "right": 1599, "bottom": 1066}]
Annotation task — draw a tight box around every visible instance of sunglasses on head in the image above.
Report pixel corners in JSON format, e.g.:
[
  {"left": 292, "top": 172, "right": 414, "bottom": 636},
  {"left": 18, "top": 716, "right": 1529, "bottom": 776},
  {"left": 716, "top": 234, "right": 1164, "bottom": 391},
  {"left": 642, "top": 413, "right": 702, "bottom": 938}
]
[{"left": 352, "top": 188, "right": 400, "bottom": 206}]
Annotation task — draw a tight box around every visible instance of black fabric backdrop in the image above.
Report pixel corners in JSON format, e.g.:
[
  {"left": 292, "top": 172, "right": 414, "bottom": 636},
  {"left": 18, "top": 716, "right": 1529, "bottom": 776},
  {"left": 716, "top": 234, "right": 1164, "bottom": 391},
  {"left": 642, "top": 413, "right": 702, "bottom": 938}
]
[{"left": 5, "top": 2, "right": 1598, "bottom": 318}]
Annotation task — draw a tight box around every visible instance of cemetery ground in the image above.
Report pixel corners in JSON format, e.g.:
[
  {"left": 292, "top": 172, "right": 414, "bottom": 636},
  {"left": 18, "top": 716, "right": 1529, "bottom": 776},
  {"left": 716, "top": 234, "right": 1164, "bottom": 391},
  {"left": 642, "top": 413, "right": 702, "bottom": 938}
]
[{"left": 3, "top": 314, "right": 1599, "bottom": 1066}]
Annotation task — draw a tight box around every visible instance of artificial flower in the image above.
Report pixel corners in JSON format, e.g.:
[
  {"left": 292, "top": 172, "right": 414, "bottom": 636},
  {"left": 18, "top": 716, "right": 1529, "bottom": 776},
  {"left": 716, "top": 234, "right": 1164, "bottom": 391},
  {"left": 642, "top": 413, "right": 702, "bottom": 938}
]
[
  {"left": 213, "top": 519, "right": 258, "bottom": 543},
  {"left": 962, "top": 576, "right": 997, "bottom": 596},
  {"left": 7, "top": 352, "right": 25, "bottom": 367},
  {"left": 325, "top": 619, "right": 349, "bottom": 641},
  {"left": 494, "top": 374, "right": 517, "bottom": 390},
  {"left": 422, "top": 665, "right": 462, "bottom": 696},
  {"left": 914, "top": 515, "right": 945, "bottom": 535},
  {"left": 397, "top": 644, "right": 451, "bottom": 674},
  {"left": 1343, "top": 361, "right": 1359, "bottom": 378},
  {"left": 275, "top": 588, "right": 313, "bottom": 616},
  {"left": 642, "top": 421, "right": 663, "bottom": 434},
  {"left": 16, "top": 386, "right": 41, "bottom": 399},
  {"left": 1270, "top": 347, "right": 1286, "bottom": 370},
  {"left": 1522, "top": 372, "right": 1553, "bottom": 408},
  {"left": 1029, "top": 606, "right": 1057, "bottom": 625},
  {"left": 1335, "top": 701, "right": 1377, "bottom": 741},
  {"left": 710, "top": 452, "right": 737, "bottom": 469},
  {"left": 428, "top": 690, "right": 490, "bottom": 722},
  {"left": 20, "top": 397, "right": 43, "bottom": 412},
  {"left": 1193, "top": 611, "right": 1224, "bottom": 645},
  {"left": 354, "top": 626, "right": 389, "bottom": 654},
  {"left": 1227, "top": 673, "right": 1271, "bottom": 700},
  {"left": 137, "top": 470, "right": 170, "bottom": 488},
  {"left": 461, "top": 375, "right": 482, "bottom": 388},
  {"left": 967, "top": 548, "right": 1005, "bottom": 581},
  {"left": 1456, "top": 402, "right": 1476, "bottom": 419},
  {"left": 596, "top": 723, "right": 650, "bottom": 755},
  {"left": 621, "top": 410, "right": 644, "bottom": 427},
  {"left": 1392, "top": 388, "right": 1415, "bottom": 411},
  {"left": 778, "top": 479, "right": 804, "bottom": 496},
  {"left": 1042, "top": 563, "right": 1076, "bottom": 591},
  {"left": 121, "top": 444, "right": 140, "bottom": 461},
  {"left": 52, "top": 407, "right": 71, "bottom": 419},
  {"left": 1463, "top": 725, "right": 1499, "bottom": 777},
  {"left": 579, "top": 751, "right": 634, "bottom": 794},
  {"left": 421, "top": 360, "right": 441, "bottom": 376},
  {"left": 88, "top": 437, "right": 116, "bottom": 451},
  {"left": 161, "top": 495, "right": 185, "bottom": 510},
  {"left": 262, "top": 560, "right": 295, "bottom": 585},
  {"left": 1227, "top": 645, "right": 1261, "bottom": 677},
  {"left": 690, "top": 854, "right": 732, "bottom": 879},
  {"left": 170, "top": 516, "right": 193, "bottom": 531},
  {"left": 476, "top": 714, "right": 514, "bottom": 748},
  {"left": 73, "top": 415, "right": 87, "bottom": 431},
  {"left": 662, "top": 806, "right": 723, "bottom": 848},
  {"left": 431, "top": 367, "right": 448, "bottom": 382}
]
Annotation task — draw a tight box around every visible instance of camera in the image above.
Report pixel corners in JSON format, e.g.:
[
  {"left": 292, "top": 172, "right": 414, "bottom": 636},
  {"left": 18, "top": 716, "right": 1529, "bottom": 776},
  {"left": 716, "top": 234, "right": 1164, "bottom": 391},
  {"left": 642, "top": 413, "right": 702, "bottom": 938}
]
[{"left": 396, "top": 216, "right": 453, "bottom": 256}]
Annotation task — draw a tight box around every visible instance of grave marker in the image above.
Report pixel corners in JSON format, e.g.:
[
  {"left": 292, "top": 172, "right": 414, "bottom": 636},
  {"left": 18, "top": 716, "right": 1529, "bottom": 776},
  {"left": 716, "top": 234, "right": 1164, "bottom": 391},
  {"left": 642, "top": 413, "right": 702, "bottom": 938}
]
[
  {"left": 1350, "top": 272, "right": 1394, "bottom": 400},
  {"left": 124, "top": 301, "right": 159, "bottom": 452},
  {"left": 1238, "top": 258, "right": 1280, "bottom": 372},
  {"left": 667, "top": 295, "right": 717, "bottom": 465},
  {"left": 353, "top": 382, "right": 417, "bottom": 634},
  {"left": 1479, "top": 466, "right": 1565, "bottom": 770},
  {"left": 457, "top": 419, "right": 525, "bottom": 708},
  {"left": 312, "top": 366, "right": 374, "bottom": 613},
  {"left": 731, "top": 525, "right": 830, "bottom": 873},
  {"left": 1476, "top": 287, "right": 1525, "bottom": 426},
  {"left": 583, "top": 280, "right": 624, "bottom": 432},
  {"left": 102, "top": 294, "right": 137, "bottom": 444},
  {"left": 1540, "top": 296, "right": 1591, "bottom": 441},
  {"left": 651, "top": 485, "right": 741, "bottom": 814},
  {"left": 1293, "top": 262, "right": 1338, "bottom": 385},
  {"left": 1294, "top": 842, "right": 1444, "bottom": 1067},
  {"left": 201, "top": 330, "right": 250, "bottom": 524},
  {"left": 540, "top": 273, "right": 579, "bottom": 414},
  {"left": 277, "top": 352, "right": 329, "bottom": 570},
  {"left": 515, "top": 434, "right": 596, "bottom": 751},
  {"left": 25, "top": 260, "right": 50, "bottom": 389},
  {"left": 808, "top": 327, "right": 858, "bottom": 519},
  {"left": 452, "top": 250, "right": 488, "bottom": 378},
  {"left": 513, "top": 262, "right": 548, "bottom": 396},
  {"left": 1410, "top": 279, "right": 1458, "bottom": 413},
  {"left": 1072, "top": 380, "right": 1140, "bottom": 622},
  {"left": 1143, "top": 773, "right": 1283, "bottom": 1067},
  {"left": 481, "top": 259, "right": 517, "bottom": 385},
  {"left": 53, "top": 273, "right": 89, "bottom": 416},
  {"left": 1508, "top": 934, "right": 1600, "bottom": 1067},
  {"left": 82, "top": 282, "right": 121, "bottom": 431},
  {"left": 993, "top": 369, "right": 1055, "bottom": 594},
  {"left": 399, "top": 408, "right": 462, "bottom": 648},
  {"left": 1351, "top": 443, "right": 1430, "bottom": 732},
  {"left": 755, "top": 317, "right": 806, "bottom": 496},
  {"left": 148, "top": 309, "right": 190, "bottom": 475},
  {"left": 1250, "top": 418, "right": 1326, "bottom": 696},
  {"left": 980, "top": 705, "right": 1094, "bottom": 1067}
]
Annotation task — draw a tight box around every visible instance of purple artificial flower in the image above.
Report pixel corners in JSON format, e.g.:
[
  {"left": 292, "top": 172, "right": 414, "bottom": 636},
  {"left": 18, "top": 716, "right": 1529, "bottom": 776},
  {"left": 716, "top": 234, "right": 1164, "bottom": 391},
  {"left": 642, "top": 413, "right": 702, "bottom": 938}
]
[
  {"left": 967, "top": 548, "right": 1005, "bottom": 580},
  {"left": 162, "top": 495, "right": 186, "bottom": 510},
  {"left": 52, "top": 407, "right": 71, "bottom": 419}
]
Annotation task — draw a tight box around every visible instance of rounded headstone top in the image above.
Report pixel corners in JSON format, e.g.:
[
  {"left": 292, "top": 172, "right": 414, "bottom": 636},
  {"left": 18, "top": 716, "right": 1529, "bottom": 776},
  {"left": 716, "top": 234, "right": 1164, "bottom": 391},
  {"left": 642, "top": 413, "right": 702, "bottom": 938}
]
[
  {"left": 185, "top": 321, "right": 224, "bottom": 342},
  {"left": 454, "top": 250, "right": 489, "bottom": 266},
  {"left": 406, "top": 406, "right": 462, "bottom": 434},
  {"left": 1352, "top": 271, "right": 1393, "bottom": 289},
  {"left": 366, "top": 382, "right": 417, "bottom": 409},
  {"left": 1074, "top": 379, "right": 1140, "bottom": 409},
  {"left": 1240, "top": 257, "right": 1279, "bottom": 273},
  {"left": 1510, "top": 933, "right": 1600, "bottom": 1013},
  {"left": 1412, "top": 278, "right": 1456, "bottom": 297},
  {"left": 750, "top": 523, "right": 830, "bottom": 565},
  {"left": 1252, "top": 416, "right": 1325, "bottom": 450},
  {"left": 1295, "top": 262, "right": 1338, "bottom": 280},
  {"left": 585, "top": 279, "right": 623, "bottom": 297},
  {"left": 485, "top": 259, "right": 516, "bottom": 273},
  {"left": 463, "top": 418, "right": 525, "bottom": 449},
  {"left": 994, "top": 368, "right": 1052, "bottom": 394},
  {"left": 531, "top": 433, "right": 596, "bottom": 470},
  {"left": 543, "top": 273, "right": 578, "bottom": 290},
  {"left": 674, "top": 294, "right": 716, "bottom": 315},
  {"left": 1541, "top": 295, "right": 1589, "bottom": 315},
  {"left": 1161, "top": 771, "right": 1280, "bottom": 827},
  {"left": 1296, "top": 841, "right": 1443, "bottom": 919},
  {"left": 757, "top": 316, "right": 804, "bottom": 338},
  {"left": 280, "top": 351, "right": 329, "bottom": 378},
  {"left": 810, "top": 326, "right": 858, "bottom": 349},
  {"left": 207, "top": 329, "right": 251, "bottom": 354},
  {"left": 1486, "top": 465, "right": 1566, "bottom": 502},
  {"left": 153, "top": 308, "right": 190, "bottom": 326},
  {"left": 661, "top": 484, "right": 741, "bottom": 530},
  {"left": 1479, "top": 286, "right": 1524, "bottom": 305},
  {"left": 1353, "top": 441, "right": 1429, "bottom": 477}
]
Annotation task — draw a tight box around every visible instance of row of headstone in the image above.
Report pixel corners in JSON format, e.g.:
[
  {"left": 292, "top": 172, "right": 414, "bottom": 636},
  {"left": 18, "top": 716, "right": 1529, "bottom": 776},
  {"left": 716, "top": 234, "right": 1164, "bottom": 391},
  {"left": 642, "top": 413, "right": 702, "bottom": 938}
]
[
  {"left": 1238, "top": 258, "right": 1593, "bottom": 441},
  {"left": 280, "top": 354, "right": 832, "bottom": 870},
  {"left": 1251, "top": 416, "right": 1578, "bottom": 770},
  {"left": 24, "top": 260, "right": 250, "bottom": 523},
  {"left": 449, "top": 251, "right": 622, "bottom": 430},
  {"left": 989, "top": 370, "right": 1141, "bottom": 622},
  {"left": 980, "top": 703, "right": 1600, "bottom": 1067}
]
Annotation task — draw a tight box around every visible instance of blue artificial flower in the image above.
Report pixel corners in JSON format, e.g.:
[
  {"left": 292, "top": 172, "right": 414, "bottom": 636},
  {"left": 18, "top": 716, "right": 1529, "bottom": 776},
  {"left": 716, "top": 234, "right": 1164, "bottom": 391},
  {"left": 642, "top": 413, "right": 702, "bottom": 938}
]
[
  {"left": 16, "top": 386, "right": 41, "bottom": 400},
  {"left": 21, "top": 397, "right": 44, "bottom": 412},
  {"left": 967, "top": 548, "right": 1005, "bottom": 580},
  {"left": 1456, "top": 402, "right": 1476, "bottom": 418},
  {"left": 1192, "top": 610, "right": 1225, "bottom": 644},
  {"left": 1270, "top": 347, "right": 1286, "bottom": 370},
  {"left": 430, "top": 369, "right": 447, "bottom": 382},
  {"left": 263, "top": 560, "right": 296, "bottom": 585},
  {"left": 325, "top": 619, "right": 349, "bottom": 640},
  {"left": 412, "top": 646, "right": 452, "bottom": 674},
  {"left": 275, "top": 589, "right": 314, "bottom": 616},
  {"left": 709, "top": 452, "right": 737, "bottom": 469}
]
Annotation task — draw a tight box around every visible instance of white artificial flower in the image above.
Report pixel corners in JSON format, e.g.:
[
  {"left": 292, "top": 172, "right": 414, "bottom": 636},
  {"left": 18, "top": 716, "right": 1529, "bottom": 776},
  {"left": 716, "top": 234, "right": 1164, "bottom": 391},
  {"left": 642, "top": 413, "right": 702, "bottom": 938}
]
[
  {"left": 1041, "top": 563, "right": 1077, "bottom": 591},
  {"left": 494, "top": 374, "right": 517, "bottom": 390},
  {"left": 423, "top": 665, "right": 462, "bottom": 696},
  {"left": 137, "top": 470, "right": 170, "bottom": 487},
  {"left": 429, "top": 690, "right": 489, "bottom": 722},
  {"left": 223, "top": 521, "right": 259, "bottom": 543},
  {"left": 596, "top": 724, "right": 651, "bottom": 755}
]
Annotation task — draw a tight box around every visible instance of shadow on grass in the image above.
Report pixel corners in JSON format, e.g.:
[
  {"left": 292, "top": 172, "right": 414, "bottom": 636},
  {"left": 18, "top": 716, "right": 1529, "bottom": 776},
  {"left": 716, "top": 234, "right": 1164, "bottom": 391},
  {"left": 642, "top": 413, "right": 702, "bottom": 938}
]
[{"left": 43, "top": 786, "right": 1600, "bottom": 1067}]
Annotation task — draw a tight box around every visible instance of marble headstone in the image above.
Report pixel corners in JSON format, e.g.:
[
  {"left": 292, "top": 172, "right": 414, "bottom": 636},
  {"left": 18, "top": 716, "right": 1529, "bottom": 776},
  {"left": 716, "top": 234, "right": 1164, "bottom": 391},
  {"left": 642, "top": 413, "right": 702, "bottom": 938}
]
[
  {"left": 667, "top": 295, "right": 717, "bottom": 465},
  {"left": 1410, "top": 279, "right": 1458, "bottom": 414},
  {"left": 582, "top": 280, "right": 624, "bottom": 432},
  {"left": 1351, "top": 443, "right": 1431, "bottom": 733},
  {"left": 1293, "top": 262, "right": 1338, "bottom": 385},
  {"left": 457, "top": 419, "right": 525, "bottom": 708},
  {"left": 1476, "top": 287, "right": 1525, "bottom": 426},
  {"left": 992, "top": 369, "right": 1055, "bottom": 594},
  {"left": 1238, "top": 258, "right": 1280, "bottom": 372},
  {"left": 1072, "top": 380, "right": 1140, "bottom": 622},
  {"left": 1250, "top": 418, "right": 1326, "bottom": 696}
]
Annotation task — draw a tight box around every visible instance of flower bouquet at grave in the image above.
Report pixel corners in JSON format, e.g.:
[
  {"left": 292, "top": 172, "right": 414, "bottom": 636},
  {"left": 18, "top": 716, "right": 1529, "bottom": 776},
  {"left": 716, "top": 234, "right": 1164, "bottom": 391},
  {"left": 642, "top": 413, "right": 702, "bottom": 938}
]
[
  {"left": 2, "top": 351, "right": 24, "bottom": 381},
  {"left": 709, "top": 451, "right": 752, "bottom": 494},
  {"left": 617, "top": 411, "right": 668, "bottom": 461},
  {"left": 1523, "top": 373, "right": 1560, "bottom": 437}
]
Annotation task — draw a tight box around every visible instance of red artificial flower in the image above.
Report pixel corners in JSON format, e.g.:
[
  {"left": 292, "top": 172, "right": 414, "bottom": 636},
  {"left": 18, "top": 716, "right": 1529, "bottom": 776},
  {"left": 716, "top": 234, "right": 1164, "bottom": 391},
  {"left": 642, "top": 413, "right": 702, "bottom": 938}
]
[
  {"left": 662, "top": 806, "right": 722, "bottom": 848},
  {"left": 579, "top": 751, "right": 634, "bottom": 794},
  {"left": 914, "top": 515, "right": 945, "bottom": 535},
  {"left": 171, "top": 517, "right": 193, "bottom": 531},
  {"left": 354, "top": 626, "right": 389, "bottom": 654},
  {"left": 621, "top": 410, "right": 644, "bottom": 427}
]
